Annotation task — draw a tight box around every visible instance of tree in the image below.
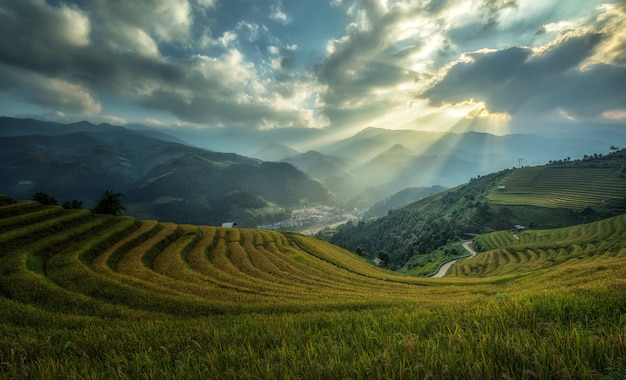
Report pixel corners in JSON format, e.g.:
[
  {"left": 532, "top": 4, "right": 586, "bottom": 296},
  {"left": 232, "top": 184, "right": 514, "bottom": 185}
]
[
  {"left": 377, "top": 251, "right": 390, "bottom": 266},
  {"left": 93, "top": 190, "right": 126, "bottom": 216},
  {"left": 33, "top": 192, "right": 58, "bottom": 205},
  {"left": 62, "top": 200, "right": 83, "bottom": 209}
]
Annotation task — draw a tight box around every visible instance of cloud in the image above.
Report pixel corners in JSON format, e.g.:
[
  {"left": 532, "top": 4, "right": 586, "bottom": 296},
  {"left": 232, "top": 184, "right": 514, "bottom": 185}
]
[
  {"left": 270, "top": 1, "right": 291, "bottom": 25},
  {"left": 315, "top": 2, "right": 427, "bottom": 122},
  {"left": 0, "top": 64, "right": 101, "bottom": 115},
  {"left": 0, "top": 0, "right": 329, "bottom": 130},
  {"left": 479, "top": 0, "right": 518, "bottom": 30},
  {"left": 0, "top": 1, "right": 91, "bottom": 72},
  {"left": 92, "top": 0, "right": 192, "bottom": 44},
  {"left": 582, "top": 3, "right": 626, "bottom": 67},
  {"left": 135, "top": 49, "right": 328, "bottom": 129},
  {"left": 423, "top": 26, "right": 626, "bottom": 122},
  {"left": 0, "top": 0, "right": 623, "bottom": 136}
]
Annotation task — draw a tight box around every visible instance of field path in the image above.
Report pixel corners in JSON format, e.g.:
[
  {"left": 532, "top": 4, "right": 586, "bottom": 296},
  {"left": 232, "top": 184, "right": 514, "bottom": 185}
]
[{"left": 432, "top": 241, "right": 478, "bottom": 278}]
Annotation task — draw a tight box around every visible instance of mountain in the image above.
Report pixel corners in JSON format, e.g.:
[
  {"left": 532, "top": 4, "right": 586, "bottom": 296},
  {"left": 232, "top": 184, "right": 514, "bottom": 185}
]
[
  {"left": 325, "top": 148, "right": 626, "bottom": 269},
  {"left": 250, "top": 143, "right": 300, "bottom": 162},
  {"left": 126, "top": 154, "right": 332, "bottom": 226},
  {"left": 0, "top": 117, "right": 123, "bottom": 136},
  {"left": 279, "top": 150, "right": 357, "bottom": 198},
  {"left": 303, "top": 126, "right": 626, "bottom": 208},
  {"left": 364, "top": 185, "right": 448, "bottom": 218},
  {"left": 0, "top": 117, "right": 332, "bottom": 227}
]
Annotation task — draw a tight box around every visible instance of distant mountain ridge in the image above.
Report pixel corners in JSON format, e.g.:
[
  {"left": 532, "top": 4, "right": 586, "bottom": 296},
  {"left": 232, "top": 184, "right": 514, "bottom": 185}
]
[
  {"left": 2, "top": 116, "right": 625, "bottom": 225},
  {"left": 269, "top": 126, "right": 625, "bottom": 208},
  {"left": 0, "top": 117, "right": 332, "bottom": 227},
  {"left": 250, "top": 143, "right": 300, "bottom": 162}
]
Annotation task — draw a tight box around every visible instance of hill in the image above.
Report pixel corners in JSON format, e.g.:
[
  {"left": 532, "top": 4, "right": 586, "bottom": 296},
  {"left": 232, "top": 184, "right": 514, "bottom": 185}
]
[
  {"left": 0, "top": 117, "right": 332, "bottom": 227},
  {"left": 364, "top": 185, "right": 448, "bottom": 218},
  {"left": 303, "top": 126, "right": 625, "bottom": 208},
  {"left": 250, "top": 142, "right": 300, "bottom": 162},
  {"left": 1, "top": 194, "right": 626, "bottom": 378},
  {"left": 452, "top": 213, "right": 626, "bottom": 278},
  {"left": 280, "top": 150, "right": 358, "bottom": 199},
  {"left": 326, "top": 149, "right": 626, "bottom": 270}
]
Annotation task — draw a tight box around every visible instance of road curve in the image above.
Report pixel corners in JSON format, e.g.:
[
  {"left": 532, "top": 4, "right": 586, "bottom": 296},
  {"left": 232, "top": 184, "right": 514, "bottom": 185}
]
[{"left": 432, "top": 241, "right": 478, "bottom": 278}]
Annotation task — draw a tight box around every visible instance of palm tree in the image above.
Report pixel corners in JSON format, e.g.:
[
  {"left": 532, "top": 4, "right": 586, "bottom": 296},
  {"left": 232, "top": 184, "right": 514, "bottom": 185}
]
[{"left": 93, "top": 190, "right": 126, "bottom": 216}]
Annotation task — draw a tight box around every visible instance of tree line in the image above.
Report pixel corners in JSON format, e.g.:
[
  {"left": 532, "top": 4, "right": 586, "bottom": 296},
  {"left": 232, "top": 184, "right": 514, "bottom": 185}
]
[{"left": 32, "top": 190, "right": 126, "bottom": 216}]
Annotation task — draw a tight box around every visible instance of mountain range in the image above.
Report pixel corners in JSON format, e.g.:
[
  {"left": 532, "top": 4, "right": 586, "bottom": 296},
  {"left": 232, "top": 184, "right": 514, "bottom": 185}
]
[
  {"left": 0, "top": 117, "right": 330, "bottom": 227},
  {"left": 253, "top": 125, "right": 625, "bottom": 208},
  {"left": 2, "top": 116, "right": 625, "bottom": 227}
]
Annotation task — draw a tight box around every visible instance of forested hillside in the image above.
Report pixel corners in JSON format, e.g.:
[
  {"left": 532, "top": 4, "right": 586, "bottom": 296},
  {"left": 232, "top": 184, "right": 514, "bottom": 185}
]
[
  {"left": 327, "top": 148, "right": 626, "bottom": 270},
  {"left": 0, "top": 117, "right": 332, "bottom": 227}
]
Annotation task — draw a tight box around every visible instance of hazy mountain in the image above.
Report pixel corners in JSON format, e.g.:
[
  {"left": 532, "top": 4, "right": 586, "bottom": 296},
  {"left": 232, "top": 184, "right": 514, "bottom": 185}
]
[
  {"left": 321, "top": 127, "right": 625, "bottom": 172},
  {"left": 0, "top": 117, "right": 332, "bottom": 227},
  {"left": 307, "top": 126, "right": 626, "bottom": 206},
  {"left": 251, "top": 143, "right": 300, "bottom": 162},
  {"left": 0, "top": 117, "right": 123, "bottom": 136},
  {"left": 3, "top": 117, "right": 625, "bottom": 223},
  {"left": 352, "top": 147, "right": 474, "bottom": 191},
  {"left": 364, "top": 185, "right": 448, "bottom": 218}
]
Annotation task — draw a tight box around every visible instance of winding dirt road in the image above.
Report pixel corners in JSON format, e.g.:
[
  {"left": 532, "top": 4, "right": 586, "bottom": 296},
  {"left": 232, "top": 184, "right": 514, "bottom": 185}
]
[{"left": 432, "top": 241, "right": 478, "bottom": 278}]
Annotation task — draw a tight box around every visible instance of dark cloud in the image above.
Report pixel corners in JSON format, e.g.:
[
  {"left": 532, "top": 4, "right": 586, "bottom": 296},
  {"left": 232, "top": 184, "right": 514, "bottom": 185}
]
[
  {"left": 0, "top": 0, "right": 624, "bottom": 135},
  {"left": 423, "top": 32, "right": 626, "bottom": 120},
  {"left": 0, "top": 1, "right": 89, "bottom": 73},
  {"left": 0, "top": 0, "right": 324, "bottom": 128},
  {"left": 480, "top": 0, "right": 517, "bottom": 30},
  {"left": 314, "top": 1, "right": 426, "bottom": 125}
]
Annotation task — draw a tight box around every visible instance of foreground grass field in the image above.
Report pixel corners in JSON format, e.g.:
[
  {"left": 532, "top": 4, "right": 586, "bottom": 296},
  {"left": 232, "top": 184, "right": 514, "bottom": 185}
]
[{"left": 1, "top": 195, "right": 626, "bottom": 378}]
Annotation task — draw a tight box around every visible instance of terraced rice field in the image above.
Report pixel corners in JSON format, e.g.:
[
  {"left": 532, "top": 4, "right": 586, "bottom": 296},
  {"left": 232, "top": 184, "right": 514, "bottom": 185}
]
[
  {"left": 2, "top": 195, "right": 626, "bottom": 378},
  {"left": 450, "top": 213, "right": 626, "bottom": 277},
  {"left": 488, "top": 166, "right": 626, "bottom": 208},
  {"left": 0, "top": 196, "right": 446, "bottom": 317}
]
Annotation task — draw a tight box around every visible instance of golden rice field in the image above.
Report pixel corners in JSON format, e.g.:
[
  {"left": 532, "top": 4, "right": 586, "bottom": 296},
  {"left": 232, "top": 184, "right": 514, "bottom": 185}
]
[
  {"left": 488, "top": 166, "right": 626, "bottom": 209},
  {"left": 1, "top": 195, "right": 626, "bottom": 379}
]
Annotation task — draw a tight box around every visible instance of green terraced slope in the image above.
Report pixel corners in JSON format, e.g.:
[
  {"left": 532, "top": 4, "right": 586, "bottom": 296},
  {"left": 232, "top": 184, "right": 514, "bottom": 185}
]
[
  {"left": 451, "top": 213, "right": 626, "bottom": 277},
  {"left": 488, "top": 166, "right": 626, "bottom": 209}
]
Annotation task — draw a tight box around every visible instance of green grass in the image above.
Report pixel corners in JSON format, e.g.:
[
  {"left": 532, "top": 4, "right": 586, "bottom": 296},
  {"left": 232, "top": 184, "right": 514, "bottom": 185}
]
[{"left": 1, "top": 198, "right": 626, "bottom": 378}]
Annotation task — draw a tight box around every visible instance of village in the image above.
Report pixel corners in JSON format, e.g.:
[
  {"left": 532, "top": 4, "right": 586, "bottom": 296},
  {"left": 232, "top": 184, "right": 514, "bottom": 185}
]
[{"left": 256, "top": 205, "right": 361, "bottom": 234}]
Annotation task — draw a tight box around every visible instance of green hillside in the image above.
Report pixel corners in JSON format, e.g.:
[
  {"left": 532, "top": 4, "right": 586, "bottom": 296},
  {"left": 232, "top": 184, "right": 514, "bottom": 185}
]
[
  {"left": 1, "top": 194, "right": 626, "bottom": 378},
  {"left": 328, "top": 149, "right": 626, "bottom": 270}
]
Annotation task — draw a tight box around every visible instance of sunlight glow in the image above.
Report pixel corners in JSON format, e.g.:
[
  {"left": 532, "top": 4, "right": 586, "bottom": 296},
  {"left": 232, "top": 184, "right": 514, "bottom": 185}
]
[
  {"left": 557, "top": 108, "right": 577, "bottom": 122},
  {"left": 603, "top": 109, "right": 626, "bottom": 120}
]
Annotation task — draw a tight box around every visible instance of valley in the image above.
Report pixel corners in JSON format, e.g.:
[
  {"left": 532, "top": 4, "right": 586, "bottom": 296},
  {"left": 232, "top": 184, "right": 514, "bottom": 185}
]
[{"left": 255, "top": 205, "right": 361, "bottom": 234}]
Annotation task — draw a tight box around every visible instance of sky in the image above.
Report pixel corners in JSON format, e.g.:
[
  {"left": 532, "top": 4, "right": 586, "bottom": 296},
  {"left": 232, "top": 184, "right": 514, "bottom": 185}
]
[{"left": 0, "top": 0, "right": 625, "bottom": 151}]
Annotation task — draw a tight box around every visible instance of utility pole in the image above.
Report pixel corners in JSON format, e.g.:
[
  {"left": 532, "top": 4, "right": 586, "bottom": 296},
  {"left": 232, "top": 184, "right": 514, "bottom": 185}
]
[{"left": 518, "top": 158, "right": 523, "bottom": 168}]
